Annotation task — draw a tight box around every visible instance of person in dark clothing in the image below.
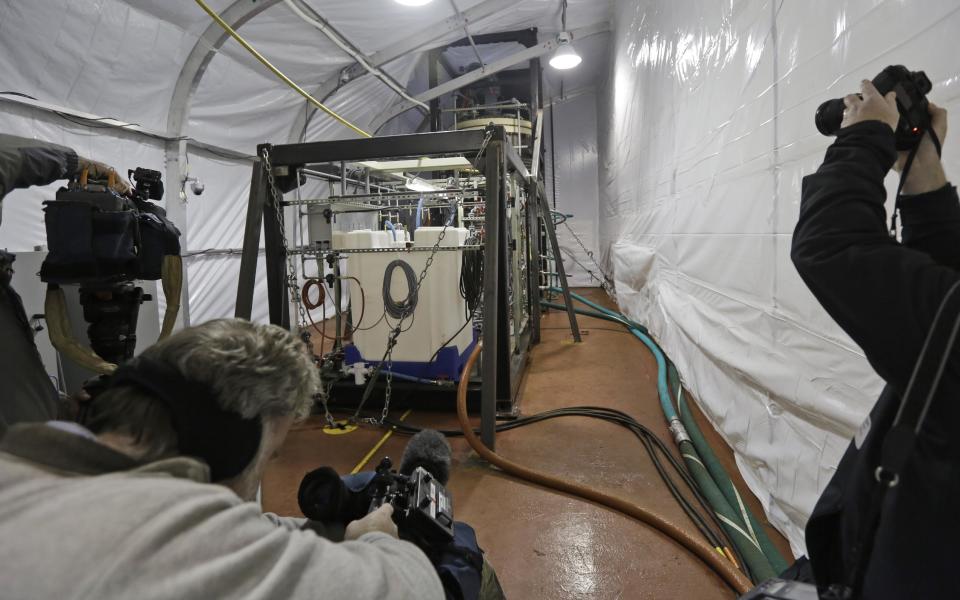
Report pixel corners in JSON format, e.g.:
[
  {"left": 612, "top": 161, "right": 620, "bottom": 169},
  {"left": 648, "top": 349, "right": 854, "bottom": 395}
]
[
  {"left": 792, "top": 80, "right": 956, "bottom": 598},
  {"left": 0, "top": 134, "right": 129, "bottom": 438}
]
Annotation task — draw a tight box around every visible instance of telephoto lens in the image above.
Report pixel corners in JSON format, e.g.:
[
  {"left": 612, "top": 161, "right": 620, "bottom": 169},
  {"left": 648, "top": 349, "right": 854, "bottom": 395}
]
[{"left": 815, "top": 98, "right": 847, "bottom": 137}]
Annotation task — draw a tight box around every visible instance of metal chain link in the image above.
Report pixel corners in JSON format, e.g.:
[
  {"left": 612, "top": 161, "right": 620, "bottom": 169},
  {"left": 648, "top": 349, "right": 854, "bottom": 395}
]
[
  {"left": 326, "top": 130, "right": 491, "bottom": 427},
  {"left": 360, "top": 217, "right": 454, "bottom": 426},
  {"left": 561, "top": 219, "right": 615, "bottom": 294},
  {"left": 261, "top": 148, "right": 339, "bottom": 428}
]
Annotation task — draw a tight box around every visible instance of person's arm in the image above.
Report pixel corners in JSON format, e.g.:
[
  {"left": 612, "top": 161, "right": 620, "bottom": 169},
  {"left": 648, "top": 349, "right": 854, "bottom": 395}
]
[
  {"left": 0, "top": 134, "right": 78, "bottom": 199},
  {"left": 895, "top": 102, "right": 959, "bottom": 266},
  {"left": 791, "top": 81, "right": 960, "bottom": 392},
  {"left": 104, "top": 487, "right": 445, "bottom": 600},
  {"left": 899, "top": 184, "right": 960, "bottom": 267},
  {"left": 0, "top": 134, "right": 130, "bottom": 203}
]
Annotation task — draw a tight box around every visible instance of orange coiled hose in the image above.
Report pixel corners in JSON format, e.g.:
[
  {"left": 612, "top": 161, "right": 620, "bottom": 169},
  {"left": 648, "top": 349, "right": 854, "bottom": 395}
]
[{"left": 455, "top": 342, "right": 753, "bottom": 595}]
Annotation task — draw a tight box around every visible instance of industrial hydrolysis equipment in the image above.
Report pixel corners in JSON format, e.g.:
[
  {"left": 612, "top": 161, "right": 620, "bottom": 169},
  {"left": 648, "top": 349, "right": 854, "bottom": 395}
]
[{"left": 235, "top": 125, "right": 581, "bottom": 447}]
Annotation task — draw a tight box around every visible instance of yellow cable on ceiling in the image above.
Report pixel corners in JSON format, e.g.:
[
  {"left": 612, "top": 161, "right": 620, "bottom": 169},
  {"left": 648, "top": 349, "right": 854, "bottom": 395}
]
[{"left": 194, "top": 0, "right": 372, "bottom": 139}]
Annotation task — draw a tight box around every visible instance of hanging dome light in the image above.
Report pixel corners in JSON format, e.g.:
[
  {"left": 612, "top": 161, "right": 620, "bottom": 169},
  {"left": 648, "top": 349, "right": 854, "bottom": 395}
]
[
  {"left": 394, "top": 0, "right": 433, "bottom": 5},
  {"left": 549, "top": 32, "right": 582, "bottom": 70}
]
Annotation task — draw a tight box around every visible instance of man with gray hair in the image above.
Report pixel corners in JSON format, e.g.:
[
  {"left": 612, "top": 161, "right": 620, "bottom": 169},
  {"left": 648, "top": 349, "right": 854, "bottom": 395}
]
[{"left": 0, "top": 318, "right": 444, "bottom": 599}]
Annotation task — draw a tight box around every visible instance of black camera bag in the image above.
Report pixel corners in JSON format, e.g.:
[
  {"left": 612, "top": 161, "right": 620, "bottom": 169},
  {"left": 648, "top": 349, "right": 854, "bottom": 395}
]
[{"left": 40, "top": 187, "right": 180, "bottom": 284}]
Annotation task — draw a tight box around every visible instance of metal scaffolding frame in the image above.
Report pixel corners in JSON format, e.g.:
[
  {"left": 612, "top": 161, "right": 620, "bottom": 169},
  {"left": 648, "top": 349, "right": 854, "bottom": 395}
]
[{"left": 235, "top": 125, "right": 580, "bottom": 448}]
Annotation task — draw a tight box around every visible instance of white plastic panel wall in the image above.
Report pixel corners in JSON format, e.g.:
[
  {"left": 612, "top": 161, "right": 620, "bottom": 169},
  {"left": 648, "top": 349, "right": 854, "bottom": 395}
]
[
  {"left": 0, "top": 0, "right": 198, "bottom": 132},
  {"left": 545, "top": 91, "right": 602, "bottom": 287},
  {"left": 598, "top": 0, "right": 960, "bottom": 554},
  {"left": 0, "top": 104, "right": 166, "bottom": 252},
  {"left": 181, "top": 150, "right": 332, "bottom": 326}
]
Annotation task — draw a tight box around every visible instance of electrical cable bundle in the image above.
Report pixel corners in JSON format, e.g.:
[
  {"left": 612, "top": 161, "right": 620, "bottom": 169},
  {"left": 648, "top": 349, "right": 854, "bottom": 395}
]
[
  {"left": 367, "top": 290, "right": 790, "bottom": 592},
  {"left": 382, "top": 259, "right": 418, "bottom": 319},
  {"left": 301, "top": 278, "right": 335, "bottom": 341},
  {"left": 456, "top": 343, "right": 753, "bottom": 594},
  {"left": 459, "top": 247, "right": 483, "bottom": 318},
  {"left": 302, "top": 276, "right": 368, "bottom": 342},
  {"left": 384, "top": 405, "right": 746, "bottom": 574}
]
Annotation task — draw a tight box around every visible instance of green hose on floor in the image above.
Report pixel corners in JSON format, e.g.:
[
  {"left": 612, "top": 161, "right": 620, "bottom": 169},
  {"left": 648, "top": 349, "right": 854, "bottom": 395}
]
[
  {"left": 542, "top": 291, "right": 788, "bottom": 580},
  {"left": 667, "top": 364, "right": 790, "bottom": 574}
]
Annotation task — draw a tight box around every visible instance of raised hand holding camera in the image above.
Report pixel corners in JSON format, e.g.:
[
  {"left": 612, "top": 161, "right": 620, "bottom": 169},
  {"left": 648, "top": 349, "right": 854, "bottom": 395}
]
[
  {"left": 895, "top": 101, "right": 948, "bottom": 195},
  {"left": 838, "top": 79, "right": 899, "bottom": 132},
  {"left": 816, "top": 65, "right": 934, "bottom": 150}
]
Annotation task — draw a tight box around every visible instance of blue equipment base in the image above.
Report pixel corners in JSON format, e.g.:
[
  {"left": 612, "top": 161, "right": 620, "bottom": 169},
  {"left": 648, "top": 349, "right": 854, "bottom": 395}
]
[{"left": 343, "top": 333, "right": 478, "bottom": 382}]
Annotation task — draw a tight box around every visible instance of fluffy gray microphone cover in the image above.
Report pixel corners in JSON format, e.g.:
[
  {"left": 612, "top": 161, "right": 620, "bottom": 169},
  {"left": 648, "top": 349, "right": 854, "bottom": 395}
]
[{"left": 399, "top": 429, "right": 452, "bottom": 485}]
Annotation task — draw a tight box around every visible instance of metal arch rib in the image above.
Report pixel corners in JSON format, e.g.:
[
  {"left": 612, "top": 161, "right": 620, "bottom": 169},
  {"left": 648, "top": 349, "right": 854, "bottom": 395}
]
[
  {"left": 283, "top": 0, "right": 427, "bottom": 111},
  {"left": 174, "top": 0, "right": 516, "bottom": 142},
  {"left": 369, "top": 22, "right": 611, "bottom": 135},
  {"left": 285, "top": 0, "right": 518, "bottom": 143},
  {"left": 168, "top": 0, "right": 284, "bottom": 138}
]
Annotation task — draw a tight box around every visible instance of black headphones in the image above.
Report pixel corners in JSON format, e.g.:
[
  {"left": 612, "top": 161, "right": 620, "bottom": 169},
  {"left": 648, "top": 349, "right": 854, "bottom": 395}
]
[{"left": 108, "top": 356, "right": 262, "bottom": 481}]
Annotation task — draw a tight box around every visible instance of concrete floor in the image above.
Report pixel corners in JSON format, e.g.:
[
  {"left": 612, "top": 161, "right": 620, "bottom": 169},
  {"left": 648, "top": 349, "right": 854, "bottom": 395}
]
[{"left": 262, "top": 288, "right": 792, "bottom": 599}]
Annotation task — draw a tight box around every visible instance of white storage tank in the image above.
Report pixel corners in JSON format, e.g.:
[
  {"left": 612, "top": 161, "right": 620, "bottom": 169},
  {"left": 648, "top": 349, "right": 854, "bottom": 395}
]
[{"left": 341, "top": 226, "right": 474, "bottom": 380}]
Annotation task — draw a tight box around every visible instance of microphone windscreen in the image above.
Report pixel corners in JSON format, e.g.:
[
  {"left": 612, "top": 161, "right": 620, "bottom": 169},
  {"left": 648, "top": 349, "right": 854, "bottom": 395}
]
[{"left": 399, "top": 429, "right": 452, "bottom": 485}]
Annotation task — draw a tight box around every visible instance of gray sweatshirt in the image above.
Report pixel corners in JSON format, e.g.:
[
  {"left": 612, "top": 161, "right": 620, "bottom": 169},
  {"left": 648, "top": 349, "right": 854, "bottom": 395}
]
[{"left": 0, "top": 423, "right": 445, "bottom": 600}]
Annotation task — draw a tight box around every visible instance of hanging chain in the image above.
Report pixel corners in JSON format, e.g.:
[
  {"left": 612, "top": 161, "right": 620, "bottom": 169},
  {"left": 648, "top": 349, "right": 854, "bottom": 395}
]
[
  {"left": 353, "top": 131, "right": 493, "bottom": 426},
  {"left": 561, "top": 218, "right": 615, "bottom": 294},
  {"left": 358, "top": 211, "right": 456, "bottom": 426},
  {"left": 261, "top": 148, "right": 311, "bottom": 335},
  {"left": 316, "top": 380, "right": 338, "bottom": 428},
  {"left": 261, "top": 148, "right": 337, "bottom": 428}
]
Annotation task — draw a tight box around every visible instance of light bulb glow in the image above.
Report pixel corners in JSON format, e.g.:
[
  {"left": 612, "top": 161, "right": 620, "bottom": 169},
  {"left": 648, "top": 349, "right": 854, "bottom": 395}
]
[
  {"left": 549, "top": 43, "right": 582, "bottom": 70},
  {"left": 406, "top": 177, "right": 437, "bottom": 192},
  {"left": 394, "top": 0, "right": 433, "bottom": 5}
]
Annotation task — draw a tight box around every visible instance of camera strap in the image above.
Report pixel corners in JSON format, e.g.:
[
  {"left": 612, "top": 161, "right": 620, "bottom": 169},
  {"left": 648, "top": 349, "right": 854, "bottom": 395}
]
[
  {"left": 890, "top": 126, "right": 943, "bottom": 236},
  {"left": 843, "top": 277, "right": 960, "bottom": 596}
]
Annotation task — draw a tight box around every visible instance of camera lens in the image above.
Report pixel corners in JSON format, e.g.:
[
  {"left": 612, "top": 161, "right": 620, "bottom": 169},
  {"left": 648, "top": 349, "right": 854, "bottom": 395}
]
[{"left": 815, "top": 98, "right": 846, "bottom": 136}]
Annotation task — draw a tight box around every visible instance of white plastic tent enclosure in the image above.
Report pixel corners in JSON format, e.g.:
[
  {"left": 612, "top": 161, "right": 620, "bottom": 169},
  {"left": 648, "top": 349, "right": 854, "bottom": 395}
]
[
  {"left": 0, "top": 0, "right": 612, "bottom": 324},
  {"left": 1, "top": 0, "right": 958, "bottom": 558},
  {"left": 598, "top": 0, "right": 960, "bottom": 554}
]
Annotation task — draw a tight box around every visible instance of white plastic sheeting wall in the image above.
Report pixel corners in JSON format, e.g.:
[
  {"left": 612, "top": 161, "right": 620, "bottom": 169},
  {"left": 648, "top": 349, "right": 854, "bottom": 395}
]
[
  {"left": 545, "top": 91, "right": 603, "bottom": 287},
  {"left": 598, "top": 0, "right": 960, "bottom": 554},
  {"left": 0, "top": 0, "right": 612, "bottom": 331}
]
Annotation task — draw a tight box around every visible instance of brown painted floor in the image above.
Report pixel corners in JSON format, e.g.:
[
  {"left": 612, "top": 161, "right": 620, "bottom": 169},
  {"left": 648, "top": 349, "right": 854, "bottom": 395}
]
[{"left": 262, "top": 288, "right": 792, "bottom": 599}]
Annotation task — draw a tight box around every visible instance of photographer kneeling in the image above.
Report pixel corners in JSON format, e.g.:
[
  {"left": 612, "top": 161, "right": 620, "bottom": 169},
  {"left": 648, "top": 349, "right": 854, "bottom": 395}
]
[
  {"left": 0, "top": 318, "right": 444, "bottom": 599},
  {"left": 792, "top": 79, "right": 956, "bottom": 597}
]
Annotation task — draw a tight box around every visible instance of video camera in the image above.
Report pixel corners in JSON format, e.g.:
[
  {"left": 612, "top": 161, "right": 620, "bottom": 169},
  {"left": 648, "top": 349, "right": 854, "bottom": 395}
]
[
  {"left": 130, "top": 167, "right": 164, "bottom": 202},
  {"left": 815, "top": 65, "right": 932, "bottom": 150},
  {"left": 39, "top": 166, "right": 181, "bottom": 364},
  {"left": 298, "top": 456, "right": 455, "bottom": 549}
]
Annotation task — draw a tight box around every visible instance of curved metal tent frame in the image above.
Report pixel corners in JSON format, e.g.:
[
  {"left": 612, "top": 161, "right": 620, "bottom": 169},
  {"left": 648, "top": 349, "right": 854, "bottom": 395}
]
[{"left": 167, "top": 0, "right": 546, "bottom": 150}]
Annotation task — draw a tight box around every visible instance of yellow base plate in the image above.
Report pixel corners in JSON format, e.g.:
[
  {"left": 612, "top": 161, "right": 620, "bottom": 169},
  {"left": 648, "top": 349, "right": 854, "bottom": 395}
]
[{"left": 322, "top": 420, "right": 358, "bottom": 435}]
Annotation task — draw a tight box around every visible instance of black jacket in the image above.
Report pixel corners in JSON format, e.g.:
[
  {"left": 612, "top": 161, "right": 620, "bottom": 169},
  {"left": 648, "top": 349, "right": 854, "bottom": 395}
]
[
  {"left": 792, "top": 121, "right": 960, "bottom": 598},
  {"left": 0, "top": 134, "right": 78, "bottom": 438}
]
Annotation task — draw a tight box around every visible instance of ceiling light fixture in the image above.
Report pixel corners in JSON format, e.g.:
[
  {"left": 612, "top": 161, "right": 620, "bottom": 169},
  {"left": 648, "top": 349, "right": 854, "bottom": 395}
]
[
  {"left": 549, "top": 32, "right": 582, "bottom": 70},
  {"left": 394, "top": 0, "right": 433, "bottom": 6},
  {"left": 549, "top": 1, "right": 581, "bottom": 70},
  {"left": 405, "top": 177, "right": 437, "bottom": 192}
]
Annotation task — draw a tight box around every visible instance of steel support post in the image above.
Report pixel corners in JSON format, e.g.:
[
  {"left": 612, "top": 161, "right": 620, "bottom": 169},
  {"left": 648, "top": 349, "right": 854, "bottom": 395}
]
[
  {"left": 236, "top": 162, "right": 267, "bottom": 320},
  {"left": 539, "top": 189, "right": 581, "bottom": 342},
  {"left": 262, "top": 169, "right": 290, "bottom": 329},
  {"left": 480, "top": 140, "right": 503, "bottom": 449},
  {"left": 527, "top": 176, "right": 542, "bottom": 344}
]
